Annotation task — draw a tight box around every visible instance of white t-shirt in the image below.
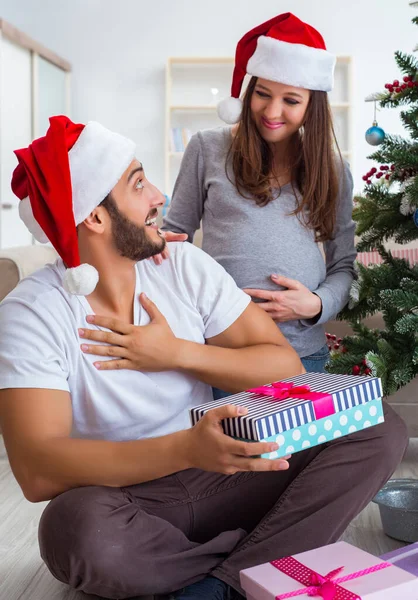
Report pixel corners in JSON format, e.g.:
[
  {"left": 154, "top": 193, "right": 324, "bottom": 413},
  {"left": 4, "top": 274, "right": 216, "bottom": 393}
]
[{"left": 0, "top": 242, "right": 250, "bottom": 441}]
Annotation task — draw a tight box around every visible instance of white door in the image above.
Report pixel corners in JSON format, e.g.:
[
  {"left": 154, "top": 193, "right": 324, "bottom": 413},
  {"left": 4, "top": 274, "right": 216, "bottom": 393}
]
[
  {"left": 37, "top": 55, "right": 68, "bottom": 136},
  {"left": 0, "top": 36, "right": 33, "bottom": 249}
]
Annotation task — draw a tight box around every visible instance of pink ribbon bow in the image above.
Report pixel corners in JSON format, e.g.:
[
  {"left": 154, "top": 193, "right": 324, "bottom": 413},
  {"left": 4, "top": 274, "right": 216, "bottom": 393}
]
[
  {"left": 247, "top": 381, "right": 335, "bottom": 420},
  {"left": 307, "top": 566, "right": 345, "bottom": 599},
  {"left": 271, "top": 556, "right": 392, "bottom": 600}
]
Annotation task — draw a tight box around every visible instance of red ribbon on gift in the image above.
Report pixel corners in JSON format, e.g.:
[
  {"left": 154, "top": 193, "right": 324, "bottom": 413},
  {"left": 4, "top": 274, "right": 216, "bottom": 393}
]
[
  {"left": 270, "top": 556, "right": 393, "bottom": 599},
  {"left": 247, "top": 381, "right": 335, "bottom": 420}
]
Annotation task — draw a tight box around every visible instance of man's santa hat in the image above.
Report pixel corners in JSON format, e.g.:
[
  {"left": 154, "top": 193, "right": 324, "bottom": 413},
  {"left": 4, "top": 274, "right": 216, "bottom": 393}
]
[
  {"left": 217, "top": 12, "right": 336, "bottom": 124},
  {"left": 11, "top": 115, "right": 136, "bottom": 296}
]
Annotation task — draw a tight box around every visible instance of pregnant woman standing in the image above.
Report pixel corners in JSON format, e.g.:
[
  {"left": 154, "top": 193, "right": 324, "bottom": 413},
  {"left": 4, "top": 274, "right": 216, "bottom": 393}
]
[{"left": 163, "top": 13, "right": 356, "bottom": 391}]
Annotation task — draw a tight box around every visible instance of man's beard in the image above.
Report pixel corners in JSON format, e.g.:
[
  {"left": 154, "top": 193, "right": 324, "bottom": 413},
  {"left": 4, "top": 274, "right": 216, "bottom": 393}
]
[{"left": 104, "top": 195, "right": 166, "bottom": 261}]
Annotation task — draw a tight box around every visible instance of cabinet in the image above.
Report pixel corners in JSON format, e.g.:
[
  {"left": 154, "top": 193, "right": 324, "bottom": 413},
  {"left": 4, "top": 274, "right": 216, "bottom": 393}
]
[
  {"left": 165, "top": 56, "right": 353, "bottom": 195},
  {"left": 0, "top": 19, "right": 71, "bottom": 249}
]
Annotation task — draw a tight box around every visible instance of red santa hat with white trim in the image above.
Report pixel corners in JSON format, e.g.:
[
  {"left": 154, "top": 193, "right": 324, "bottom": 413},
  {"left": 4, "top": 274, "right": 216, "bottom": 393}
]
[
  {"left": 217, "top": 12, "right": 336, "bottom": 124},
  {"left": 11, "top": 115, "right": 136, "bottom": 296}
]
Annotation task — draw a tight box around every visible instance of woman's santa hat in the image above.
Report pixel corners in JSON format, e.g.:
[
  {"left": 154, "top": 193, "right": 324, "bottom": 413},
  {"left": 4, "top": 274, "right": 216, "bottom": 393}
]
[
  {"left": 217, "top": 12, "right": 336, "bottom": 124},
  {"left": 11, "top": 115, "right": 136, "bottom": 296}
]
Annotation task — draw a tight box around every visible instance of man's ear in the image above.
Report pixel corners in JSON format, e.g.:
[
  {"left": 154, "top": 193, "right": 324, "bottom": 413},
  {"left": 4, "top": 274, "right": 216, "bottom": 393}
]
[{"left": 82, "top": 205, "right": 109, "bottom": 234}]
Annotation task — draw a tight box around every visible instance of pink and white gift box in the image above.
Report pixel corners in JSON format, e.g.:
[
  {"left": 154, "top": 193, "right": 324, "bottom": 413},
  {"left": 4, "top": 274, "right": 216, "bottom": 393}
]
[{"left": 239, "top": 541, "right": 418, "bottom": 599}]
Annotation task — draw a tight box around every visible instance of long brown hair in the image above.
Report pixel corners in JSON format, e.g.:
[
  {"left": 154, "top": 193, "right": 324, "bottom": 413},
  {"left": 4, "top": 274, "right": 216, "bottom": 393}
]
[{"left": 227, "top": 76, "right": 343, "bottom": 242}]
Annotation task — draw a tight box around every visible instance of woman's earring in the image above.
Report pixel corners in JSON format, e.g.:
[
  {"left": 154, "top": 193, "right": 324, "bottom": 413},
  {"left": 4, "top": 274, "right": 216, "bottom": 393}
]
[{"left": 365, "top": 100, "right": 386, "bottom": 146}]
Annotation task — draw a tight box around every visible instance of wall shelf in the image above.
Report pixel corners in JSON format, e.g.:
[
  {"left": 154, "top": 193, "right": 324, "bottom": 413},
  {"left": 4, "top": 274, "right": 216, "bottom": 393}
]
[{"left": 170, "top": 105, "right": 219, "bottom": 111}]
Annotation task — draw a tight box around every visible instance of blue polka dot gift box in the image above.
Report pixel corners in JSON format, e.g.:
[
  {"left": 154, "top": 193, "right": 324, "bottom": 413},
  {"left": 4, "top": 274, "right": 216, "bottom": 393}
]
[
  {"left": 239, "top": 540, "right": 418, "bottom": 600},
  {"left": 189, "top": 372, "right": 384, "bottom": 459}
]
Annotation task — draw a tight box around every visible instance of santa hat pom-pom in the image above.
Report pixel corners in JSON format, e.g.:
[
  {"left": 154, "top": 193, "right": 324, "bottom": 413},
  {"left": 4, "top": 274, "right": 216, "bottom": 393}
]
[
  {"left": 18, "top": 197, "right": 49, "bottom": 244},
  {"left": 63, "top": 263, "right": 99, "bottom": 296},
  {"left": 217, "top": 97, "right": 243, "bottom": 124}
]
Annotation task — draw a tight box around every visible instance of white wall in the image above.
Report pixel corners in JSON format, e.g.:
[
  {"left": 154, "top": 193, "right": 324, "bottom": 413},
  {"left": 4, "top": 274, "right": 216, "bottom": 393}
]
[{"left": 0, "top": 0, "right": 416, "bottom": 193}]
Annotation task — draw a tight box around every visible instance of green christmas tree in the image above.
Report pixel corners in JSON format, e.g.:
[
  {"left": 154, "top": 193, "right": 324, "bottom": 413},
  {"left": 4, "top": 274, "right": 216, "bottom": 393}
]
[{"left": 327, "top": 15, "right": 418, "bottom": 396}]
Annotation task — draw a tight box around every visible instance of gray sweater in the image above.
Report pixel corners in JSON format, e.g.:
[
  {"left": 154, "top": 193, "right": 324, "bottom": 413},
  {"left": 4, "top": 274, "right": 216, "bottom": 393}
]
[{"left": 163, "top": 127, "right": 356, "bottom": 358}]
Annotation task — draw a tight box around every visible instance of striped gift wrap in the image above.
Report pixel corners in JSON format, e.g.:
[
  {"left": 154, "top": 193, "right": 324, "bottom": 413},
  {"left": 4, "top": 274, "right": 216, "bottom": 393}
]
[{"left": 190, "top": 373, "right": 384, "bottom": 456}]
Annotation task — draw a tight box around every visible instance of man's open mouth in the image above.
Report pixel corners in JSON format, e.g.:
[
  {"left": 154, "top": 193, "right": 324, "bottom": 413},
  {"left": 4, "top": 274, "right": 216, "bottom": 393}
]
[{"left": 145, "top": 208, "right": 158, "bottom": 227}]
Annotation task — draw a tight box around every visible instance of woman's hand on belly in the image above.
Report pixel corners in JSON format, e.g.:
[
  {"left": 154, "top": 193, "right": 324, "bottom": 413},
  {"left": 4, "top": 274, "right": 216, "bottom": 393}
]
[{"left": 243, "top": 274, "right": 322, "bottom": 323}]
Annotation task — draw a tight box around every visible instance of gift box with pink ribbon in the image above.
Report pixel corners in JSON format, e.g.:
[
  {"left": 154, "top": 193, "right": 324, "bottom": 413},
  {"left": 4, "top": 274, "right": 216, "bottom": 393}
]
[
  {"left": 190, "top": 373, "right": 384, "bottom": 459},
  {"left": 239, "top": 541, "right": 418, "bottom": 599}
]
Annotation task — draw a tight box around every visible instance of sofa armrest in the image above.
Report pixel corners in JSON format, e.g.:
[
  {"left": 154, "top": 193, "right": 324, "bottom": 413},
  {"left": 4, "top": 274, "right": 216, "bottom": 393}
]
[{"left": 0, "top": 245, "right": 57, "bottom": 301}]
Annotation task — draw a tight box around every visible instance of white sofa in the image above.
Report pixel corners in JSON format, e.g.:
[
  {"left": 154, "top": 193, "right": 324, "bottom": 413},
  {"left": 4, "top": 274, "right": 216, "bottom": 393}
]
[{"left": 0, "top": 245, "right": 57, "bottom": 301}]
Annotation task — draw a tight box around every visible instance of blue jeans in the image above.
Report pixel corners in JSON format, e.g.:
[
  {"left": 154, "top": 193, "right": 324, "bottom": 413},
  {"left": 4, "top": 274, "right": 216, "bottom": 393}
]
[
  {"left": 300, "top": 343, "right": 330, "bottom": 374},
  {"left": 212, "top": 344, "right": 330, "bottom": 400}
]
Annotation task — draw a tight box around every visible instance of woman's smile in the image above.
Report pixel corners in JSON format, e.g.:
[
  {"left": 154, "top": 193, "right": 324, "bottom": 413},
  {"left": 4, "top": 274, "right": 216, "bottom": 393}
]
[{"left": 261, "top": 116, "right": 285, "bottom": 130}]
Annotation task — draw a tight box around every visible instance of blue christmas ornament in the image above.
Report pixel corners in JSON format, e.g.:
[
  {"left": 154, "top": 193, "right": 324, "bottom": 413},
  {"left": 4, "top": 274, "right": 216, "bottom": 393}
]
[
  {"left": 365, "top": 122, "right": 385, "bottom": 146},
  {"left": 364, "top": 100, "right": 386, "bottom": 146},
  {"left": 413, "top": 208, "right": 418, "bottom": 227}
]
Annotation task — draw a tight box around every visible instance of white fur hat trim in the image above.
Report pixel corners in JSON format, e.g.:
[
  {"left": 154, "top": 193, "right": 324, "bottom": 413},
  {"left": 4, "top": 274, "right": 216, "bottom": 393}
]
[
  {"left": 217, "top": 97, "right": 243, "bottom": 124},
  {"left": 18, "top": 197, "right": 49, "bottom": 244},
  {"left": 63, "top": 263, "right": 99, "bottom": 296}
]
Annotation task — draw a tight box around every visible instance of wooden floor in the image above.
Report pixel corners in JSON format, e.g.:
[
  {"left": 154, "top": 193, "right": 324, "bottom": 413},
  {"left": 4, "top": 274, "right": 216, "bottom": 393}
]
[{"left": 0, "top": 437, "right": 416, "bottom": 600}]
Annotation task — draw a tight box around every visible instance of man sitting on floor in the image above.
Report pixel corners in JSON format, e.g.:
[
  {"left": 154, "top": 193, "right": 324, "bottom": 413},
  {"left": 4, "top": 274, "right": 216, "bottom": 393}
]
[{"left": 0, "top": 116, "right": 408, "bottom": 600}]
